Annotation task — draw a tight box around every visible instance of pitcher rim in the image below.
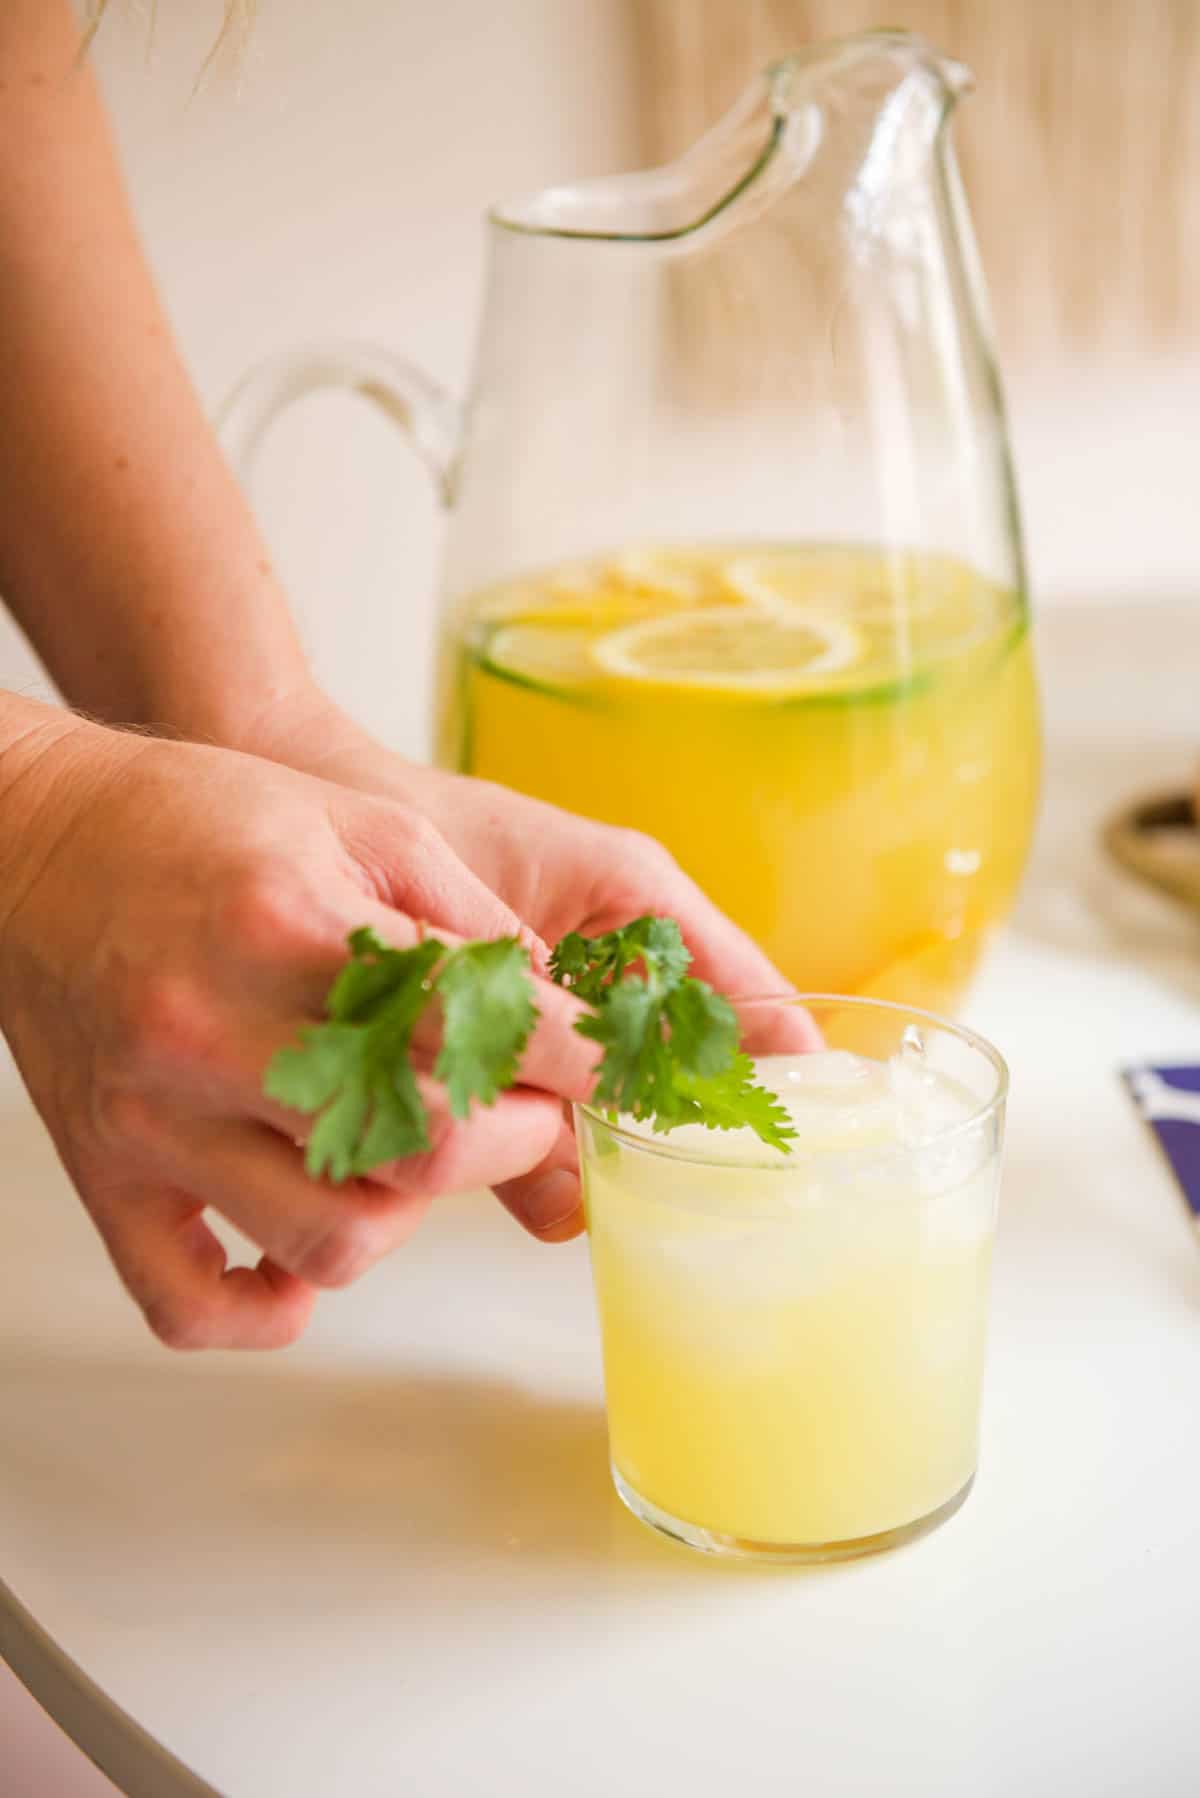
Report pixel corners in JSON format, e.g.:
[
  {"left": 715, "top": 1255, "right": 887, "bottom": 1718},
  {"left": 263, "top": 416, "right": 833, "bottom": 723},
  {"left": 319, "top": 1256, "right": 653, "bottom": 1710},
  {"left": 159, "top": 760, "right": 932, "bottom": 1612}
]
[{"left": 488, "top": 27, "right": 970, "bottom": 245}]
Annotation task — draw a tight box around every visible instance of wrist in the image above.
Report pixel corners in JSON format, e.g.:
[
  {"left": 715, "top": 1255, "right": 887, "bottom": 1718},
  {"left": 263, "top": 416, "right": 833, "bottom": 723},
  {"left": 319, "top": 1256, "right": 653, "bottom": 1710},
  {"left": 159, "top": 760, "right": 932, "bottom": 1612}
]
[
  {"left": 127, "top": 593, "right": 316, "bottom": 755},
  {"left": 0, "top": 696, "right": 136, "bottom": 941},
  {"left": 200, "top": 682, "right": 450, "bottom": 829},
  {"left": 223, "top": 683, "right": 420, "bottom": 791}
]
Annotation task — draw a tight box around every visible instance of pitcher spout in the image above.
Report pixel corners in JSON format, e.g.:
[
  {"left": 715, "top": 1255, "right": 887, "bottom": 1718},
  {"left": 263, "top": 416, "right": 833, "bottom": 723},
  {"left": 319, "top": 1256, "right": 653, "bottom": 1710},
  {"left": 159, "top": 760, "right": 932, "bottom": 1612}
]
[
  {"left": 491, "top": 30, "right": 970, "bottom": 249},
  {"left": 490, "top": 63, "right": 809, "bottom": 247}
]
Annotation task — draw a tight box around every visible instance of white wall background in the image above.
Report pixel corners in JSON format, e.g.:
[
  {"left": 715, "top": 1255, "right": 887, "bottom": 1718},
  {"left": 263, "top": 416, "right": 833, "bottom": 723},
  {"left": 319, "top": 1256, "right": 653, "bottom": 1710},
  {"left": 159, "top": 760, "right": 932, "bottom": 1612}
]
[{"left": 0, "top": 0, "right": 1196, "bottom": 751}]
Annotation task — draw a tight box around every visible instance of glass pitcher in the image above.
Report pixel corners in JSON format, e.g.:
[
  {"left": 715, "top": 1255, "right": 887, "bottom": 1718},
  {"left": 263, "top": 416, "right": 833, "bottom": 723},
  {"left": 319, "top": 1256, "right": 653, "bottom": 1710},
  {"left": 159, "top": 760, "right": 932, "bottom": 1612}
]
[{"left": 222, "top": 29, "right": 1040, "bottom": 1013}]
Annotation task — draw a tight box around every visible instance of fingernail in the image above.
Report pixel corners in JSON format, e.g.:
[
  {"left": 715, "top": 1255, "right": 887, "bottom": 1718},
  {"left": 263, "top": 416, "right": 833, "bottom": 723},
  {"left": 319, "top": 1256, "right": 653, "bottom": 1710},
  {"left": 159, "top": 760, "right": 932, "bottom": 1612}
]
[{"left": 518, "top": 1169, "right": 582, "bottom": 1238}]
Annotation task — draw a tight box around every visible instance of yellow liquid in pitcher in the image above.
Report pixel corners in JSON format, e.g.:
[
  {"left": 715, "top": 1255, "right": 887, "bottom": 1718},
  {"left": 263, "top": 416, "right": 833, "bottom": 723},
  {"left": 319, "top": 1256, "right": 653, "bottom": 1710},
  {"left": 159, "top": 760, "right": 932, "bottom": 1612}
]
[{"left": 437, "top": 544, "right": 1040, "bottom": 1010}]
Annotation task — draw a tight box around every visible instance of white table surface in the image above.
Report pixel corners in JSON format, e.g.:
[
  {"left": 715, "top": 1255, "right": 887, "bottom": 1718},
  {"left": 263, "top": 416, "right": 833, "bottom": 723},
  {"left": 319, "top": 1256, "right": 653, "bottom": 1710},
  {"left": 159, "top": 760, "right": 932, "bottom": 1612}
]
[{"left": 3, "top": 602, "right": 1199, "bottom": 1798}]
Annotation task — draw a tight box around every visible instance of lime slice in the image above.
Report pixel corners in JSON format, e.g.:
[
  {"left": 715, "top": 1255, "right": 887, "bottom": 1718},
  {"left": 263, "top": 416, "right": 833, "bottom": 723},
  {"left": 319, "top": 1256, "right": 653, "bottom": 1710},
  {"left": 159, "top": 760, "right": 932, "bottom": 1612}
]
[
  {"left": 480, "top": 621, "right": 596, "bottom": 691},
  {"left": 591, "top": 607, "right": 864, "bottom": 695}
]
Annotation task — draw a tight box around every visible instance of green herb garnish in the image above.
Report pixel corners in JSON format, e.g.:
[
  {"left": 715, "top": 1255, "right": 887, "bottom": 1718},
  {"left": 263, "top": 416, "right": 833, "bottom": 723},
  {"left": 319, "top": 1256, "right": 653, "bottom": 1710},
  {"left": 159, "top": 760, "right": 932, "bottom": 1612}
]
[
  {"left": 265, "top": 929, "right": 536, "bottom": 1181},
  {"left": 267, "top": 916, "right": 794, "bottom": 1180},
  {"left": 552, "top": 919, "right": 795, "bottom": 1151}
]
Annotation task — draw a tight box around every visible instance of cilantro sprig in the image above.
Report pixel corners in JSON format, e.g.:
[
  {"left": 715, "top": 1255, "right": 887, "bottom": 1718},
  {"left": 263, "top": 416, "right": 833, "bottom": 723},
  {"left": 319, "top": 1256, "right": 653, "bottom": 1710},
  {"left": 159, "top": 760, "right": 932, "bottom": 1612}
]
[
  {"left": 551, "top": 919, "right": 795, "bottom": 1151},
  {"left": 264, "top": 929, "right": 537, "bottom": 1181},
  {"left": 267, "top": 916, "right": 794, "bottom": 1181}
]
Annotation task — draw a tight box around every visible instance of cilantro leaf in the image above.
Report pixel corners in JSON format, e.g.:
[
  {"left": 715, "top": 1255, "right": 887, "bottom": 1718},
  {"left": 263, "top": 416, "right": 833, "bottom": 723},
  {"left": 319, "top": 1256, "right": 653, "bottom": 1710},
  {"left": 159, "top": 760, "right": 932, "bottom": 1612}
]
[
  {"left": 554, "top": 919, "right": 796, "bottom": 1153},
  {"left": 546, "top": 930, "right": 595, "bottom": 996},
  {"left": 549, "top": 914, "right": 691, "bottom": 1002},
  {"left": 325, "top": 927, "right": 437, "bottom": 1022},
  {"left": 304, "top": 1056, "right": 370, "bottom": 1182},
  {"left": 263, "top": 1020, "right": 363, "bottom": 1114},
  {"left": 267, "top": 913, "right": 796, "bottom": 1181},
  {"left": 625, "top": 915, "right": 693, "bottom": 989},
  {"left": 576, "top": 978, "right": 666, "bottom": 1115},
  {"left": 355, "top": 1058, "right": 429, "bottom": 1168},
  {"left": 664, "top": 978, "right": 738, "bottom": 1077},
  {"left": 675, "top": 1054, "right": 796, "bottom": 1151},
  {"left": 434, "top": 939, "right": 540, "bottom": 1119},
  {"left": 265, "top": 929, "right": 535, "bottom": 1181}
]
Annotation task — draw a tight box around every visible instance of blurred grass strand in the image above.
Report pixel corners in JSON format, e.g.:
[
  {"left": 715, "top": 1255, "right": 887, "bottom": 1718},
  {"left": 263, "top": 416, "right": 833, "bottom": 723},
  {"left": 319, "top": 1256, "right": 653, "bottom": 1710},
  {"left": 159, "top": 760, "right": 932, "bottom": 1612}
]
[{"left": 81, "top": 0, "right": 253, "bottom": 83}]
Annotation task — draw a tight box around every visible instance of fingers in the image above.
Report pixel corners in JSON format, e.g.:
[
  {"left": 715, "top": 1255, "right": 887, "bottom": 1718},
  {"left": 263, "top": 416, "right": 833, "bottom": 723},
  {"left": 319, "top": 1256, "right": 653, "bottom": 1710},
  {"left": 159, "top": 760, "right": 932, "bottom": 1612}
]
[
  {"left": 215, "top": 852, "right": 541, "bottom": 1028},
  {"left": 277, "top": 890, "right": 603, "bottom": 1103},
  {"left": 492, "top": 1110, "right": 584, "bottom": 1244},
  {"left": 117, "top": 1081, "right": 564, "bottom": 1292},
  {"left": 87, "top": 1071, "right": 566, "bottom": 1349},
  {"left": 335, "top": 795, "right": 549, "bottom": 964},
  {"left": 170, "top": 1124, "right": 434, "bottom": 1289},
  {"left": 83, "top": 1180, "right": 317, "bottom": 1352},
  {"left": 656, "top": 872, "right": 797, "bottom": 999},
  {"left": 736, "top": 998, "right": 826, "bottom": 1058},
  {"left": 609, "top": 846, "right": 823, "bottom": 1048},
  {"left": 339, "top": 806, "right": 819, "bottom": 1061},
  {"left": 511, "top": 980, "right": 601, "bottom": 1103}
]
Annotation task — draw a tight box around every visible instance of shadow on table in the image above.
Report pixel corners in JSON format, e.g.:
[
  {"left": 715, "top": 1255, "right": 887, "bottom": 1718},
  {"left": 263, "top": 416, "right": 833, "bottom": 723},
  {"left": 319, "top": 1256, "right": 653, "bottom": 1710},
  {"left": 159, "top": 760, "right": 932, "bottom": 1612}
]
[
  {"left": 0, "top": 1101, "right": 846, "bottom": 1623},
  {"left": 0, "top": 1104, "right": 684, "bottom": 1583},
  {"left": 6, "top": 1346, "right": 802, "bottom": 1609}
]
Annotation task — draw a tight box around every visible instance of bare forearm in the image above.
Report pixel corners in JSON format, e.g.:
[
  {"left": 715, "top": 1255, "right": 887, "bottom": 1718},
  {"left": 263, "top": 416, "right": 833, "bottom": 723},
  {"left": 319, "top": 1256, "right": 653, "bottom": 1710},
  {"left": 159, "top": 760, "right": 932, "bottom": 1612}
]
[{"left": 0, "top": 0, "right": 308, "bottom": 744}]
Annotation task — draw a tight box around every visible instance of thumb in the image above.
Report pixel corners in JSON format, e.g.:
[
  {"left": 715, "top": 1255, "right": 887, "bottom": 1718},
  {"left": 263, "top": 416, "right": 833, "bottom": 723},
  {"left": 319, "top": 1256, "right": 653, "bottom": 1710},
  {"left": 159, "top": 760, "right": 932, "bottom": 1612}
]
[{"left": 336, "top": 794, "right": 549, "bottom": 964}]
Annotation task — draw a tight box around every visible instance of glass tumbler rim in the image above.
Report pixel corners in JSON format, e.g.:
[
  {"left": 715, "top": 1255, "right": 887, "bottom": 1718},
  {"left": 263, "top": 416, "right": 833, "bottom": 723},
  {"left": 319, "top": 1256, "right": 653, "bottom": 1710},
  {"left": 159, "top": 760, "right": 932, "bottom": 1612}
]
[{"left": 576, "top": 990, "right": 1008, "bottom": 1172}]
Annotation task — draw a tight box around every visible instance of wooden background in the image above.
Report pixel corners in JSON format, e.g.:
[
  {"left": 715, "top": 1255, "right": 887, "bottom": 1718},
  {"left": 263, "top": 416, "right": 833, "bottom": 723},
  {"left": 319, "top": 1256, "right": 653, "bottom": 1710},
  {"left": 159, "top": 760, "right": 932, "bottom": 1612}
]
[{"left": 627, "top": 0, "right": 1200, "bottom": 358}]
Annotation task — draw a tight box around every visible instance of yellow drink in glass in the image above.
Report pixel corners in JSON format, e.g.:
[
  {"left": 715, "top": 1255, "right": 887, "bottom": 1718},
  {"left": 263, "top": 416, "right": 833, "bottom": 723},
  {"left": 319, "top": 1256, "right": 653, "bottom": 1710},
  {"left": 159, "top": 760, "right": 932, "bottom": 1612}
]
[
  {"left": 437, "top": 544, "right": 1039, "bottom": 1011},
  {"left": 577, "top": 998, "right": 1007, "bottom": 1562}
]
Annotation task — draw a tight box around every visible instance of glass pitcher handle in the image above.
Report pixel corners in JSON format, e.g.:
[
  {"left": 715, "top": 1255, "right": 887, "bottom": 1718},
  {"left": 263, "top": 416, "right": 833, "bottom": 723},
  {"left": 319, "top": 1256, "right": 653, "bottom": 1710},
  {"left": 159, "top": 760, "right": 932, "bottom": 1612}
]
[{"left": 217, "top": 339, "right": 460, "bottom": 503}]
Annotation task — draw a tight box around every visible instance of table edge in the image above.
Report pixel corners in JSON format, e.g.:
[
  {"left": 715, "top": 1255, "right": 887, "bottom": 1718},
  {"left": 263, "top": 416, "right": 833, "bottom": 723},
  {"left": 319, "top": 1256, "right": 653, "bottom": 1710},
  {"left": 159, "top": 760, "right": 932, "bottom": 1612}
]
[{"left": 0, "top": 1574, "right": 223, "bottom": 1798}]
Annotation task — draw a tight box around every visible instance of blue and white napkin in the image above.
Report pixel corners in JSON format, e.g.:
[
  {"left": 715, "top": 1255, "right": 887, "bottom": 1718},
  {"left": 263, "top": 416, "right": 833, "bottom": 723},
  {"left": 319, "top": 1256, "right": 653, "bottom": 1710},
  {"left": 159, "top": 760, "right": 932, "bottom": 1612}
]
[{"left": 1123, "top": 1064, "right": 1200, "bottom": 1230}]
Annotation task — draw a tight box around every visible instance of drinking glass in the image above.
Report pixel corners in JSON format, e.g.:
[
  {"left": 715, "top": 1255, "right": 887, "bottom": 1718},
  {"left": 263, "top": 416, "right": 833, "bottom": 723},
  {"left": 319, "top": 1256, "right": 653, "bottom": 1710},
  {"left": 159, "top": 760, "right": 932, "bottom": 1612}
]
[{"left": 576, "top": 994, "right": 1008, "bottom": 1562}]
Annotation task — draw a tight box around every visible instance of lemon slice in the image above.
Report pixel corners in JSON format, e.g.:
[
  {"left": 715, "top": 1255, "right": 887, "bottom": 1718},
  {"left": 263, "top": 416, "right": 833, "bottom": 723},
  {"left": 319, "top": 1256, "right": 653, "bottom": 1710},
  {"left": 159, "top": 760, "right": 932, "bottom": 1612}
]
[
  {"left": 552, "top": 546, "right": 743, "bottom": 613},
  {"left": 591, "top": 607, "right": 864, "bottom": 695},
  {"left": 726, "top": 549, "right": 995, "bottom": 650},
  {"left": 727, "top": 549, "right": 851, "bottom": 610},
  {"left": 476, "top": 547, "right": 750, "bottom": 634},
  {"left": 606, "top": 547, "right": 717, "bottom": 603},
  {"left": 474, "top": 578, "right": 664, "bottom": 635}
]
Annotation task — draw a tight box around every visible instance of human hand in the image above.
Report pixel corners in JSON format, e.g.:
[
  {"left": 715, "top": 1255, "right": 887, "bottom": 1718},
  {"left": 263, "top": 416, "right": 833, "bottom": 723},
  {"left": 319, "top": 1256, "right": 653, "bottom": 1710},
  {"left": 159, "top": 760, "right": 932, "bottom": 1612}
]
[
  {"left": 232, "top": 691, "right": 805, "bottom": 998},
  {"left": 0, "top": 723, "right": 599, "bottom": 1350},
  {"left": 228, "top": 692, "right": 817, "bottom": 1227}
]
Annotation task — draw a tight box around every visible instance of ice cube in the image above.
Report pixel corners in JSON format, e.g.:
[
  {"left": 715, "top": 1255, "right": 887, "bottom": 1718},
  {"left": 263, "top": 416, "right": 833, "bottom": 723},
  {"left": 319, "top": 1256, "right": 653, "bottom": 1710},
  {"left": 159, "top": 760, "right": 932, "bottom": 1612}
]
[
  {"left": 767, "top": 1049, "right": 877, "bottom": 1091},
  {"left": 754, "top": 1052, "right": 899, "bottom": 1149},
  {"left": 609, "top": 1049, "right": 982, "bottom": 1168},
  {"left": 610, "top": 1111, "right": 785, "bottom": 1167},
  {"left": 887, "top": 1048, "right": 974, "bottom": 1144}
]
